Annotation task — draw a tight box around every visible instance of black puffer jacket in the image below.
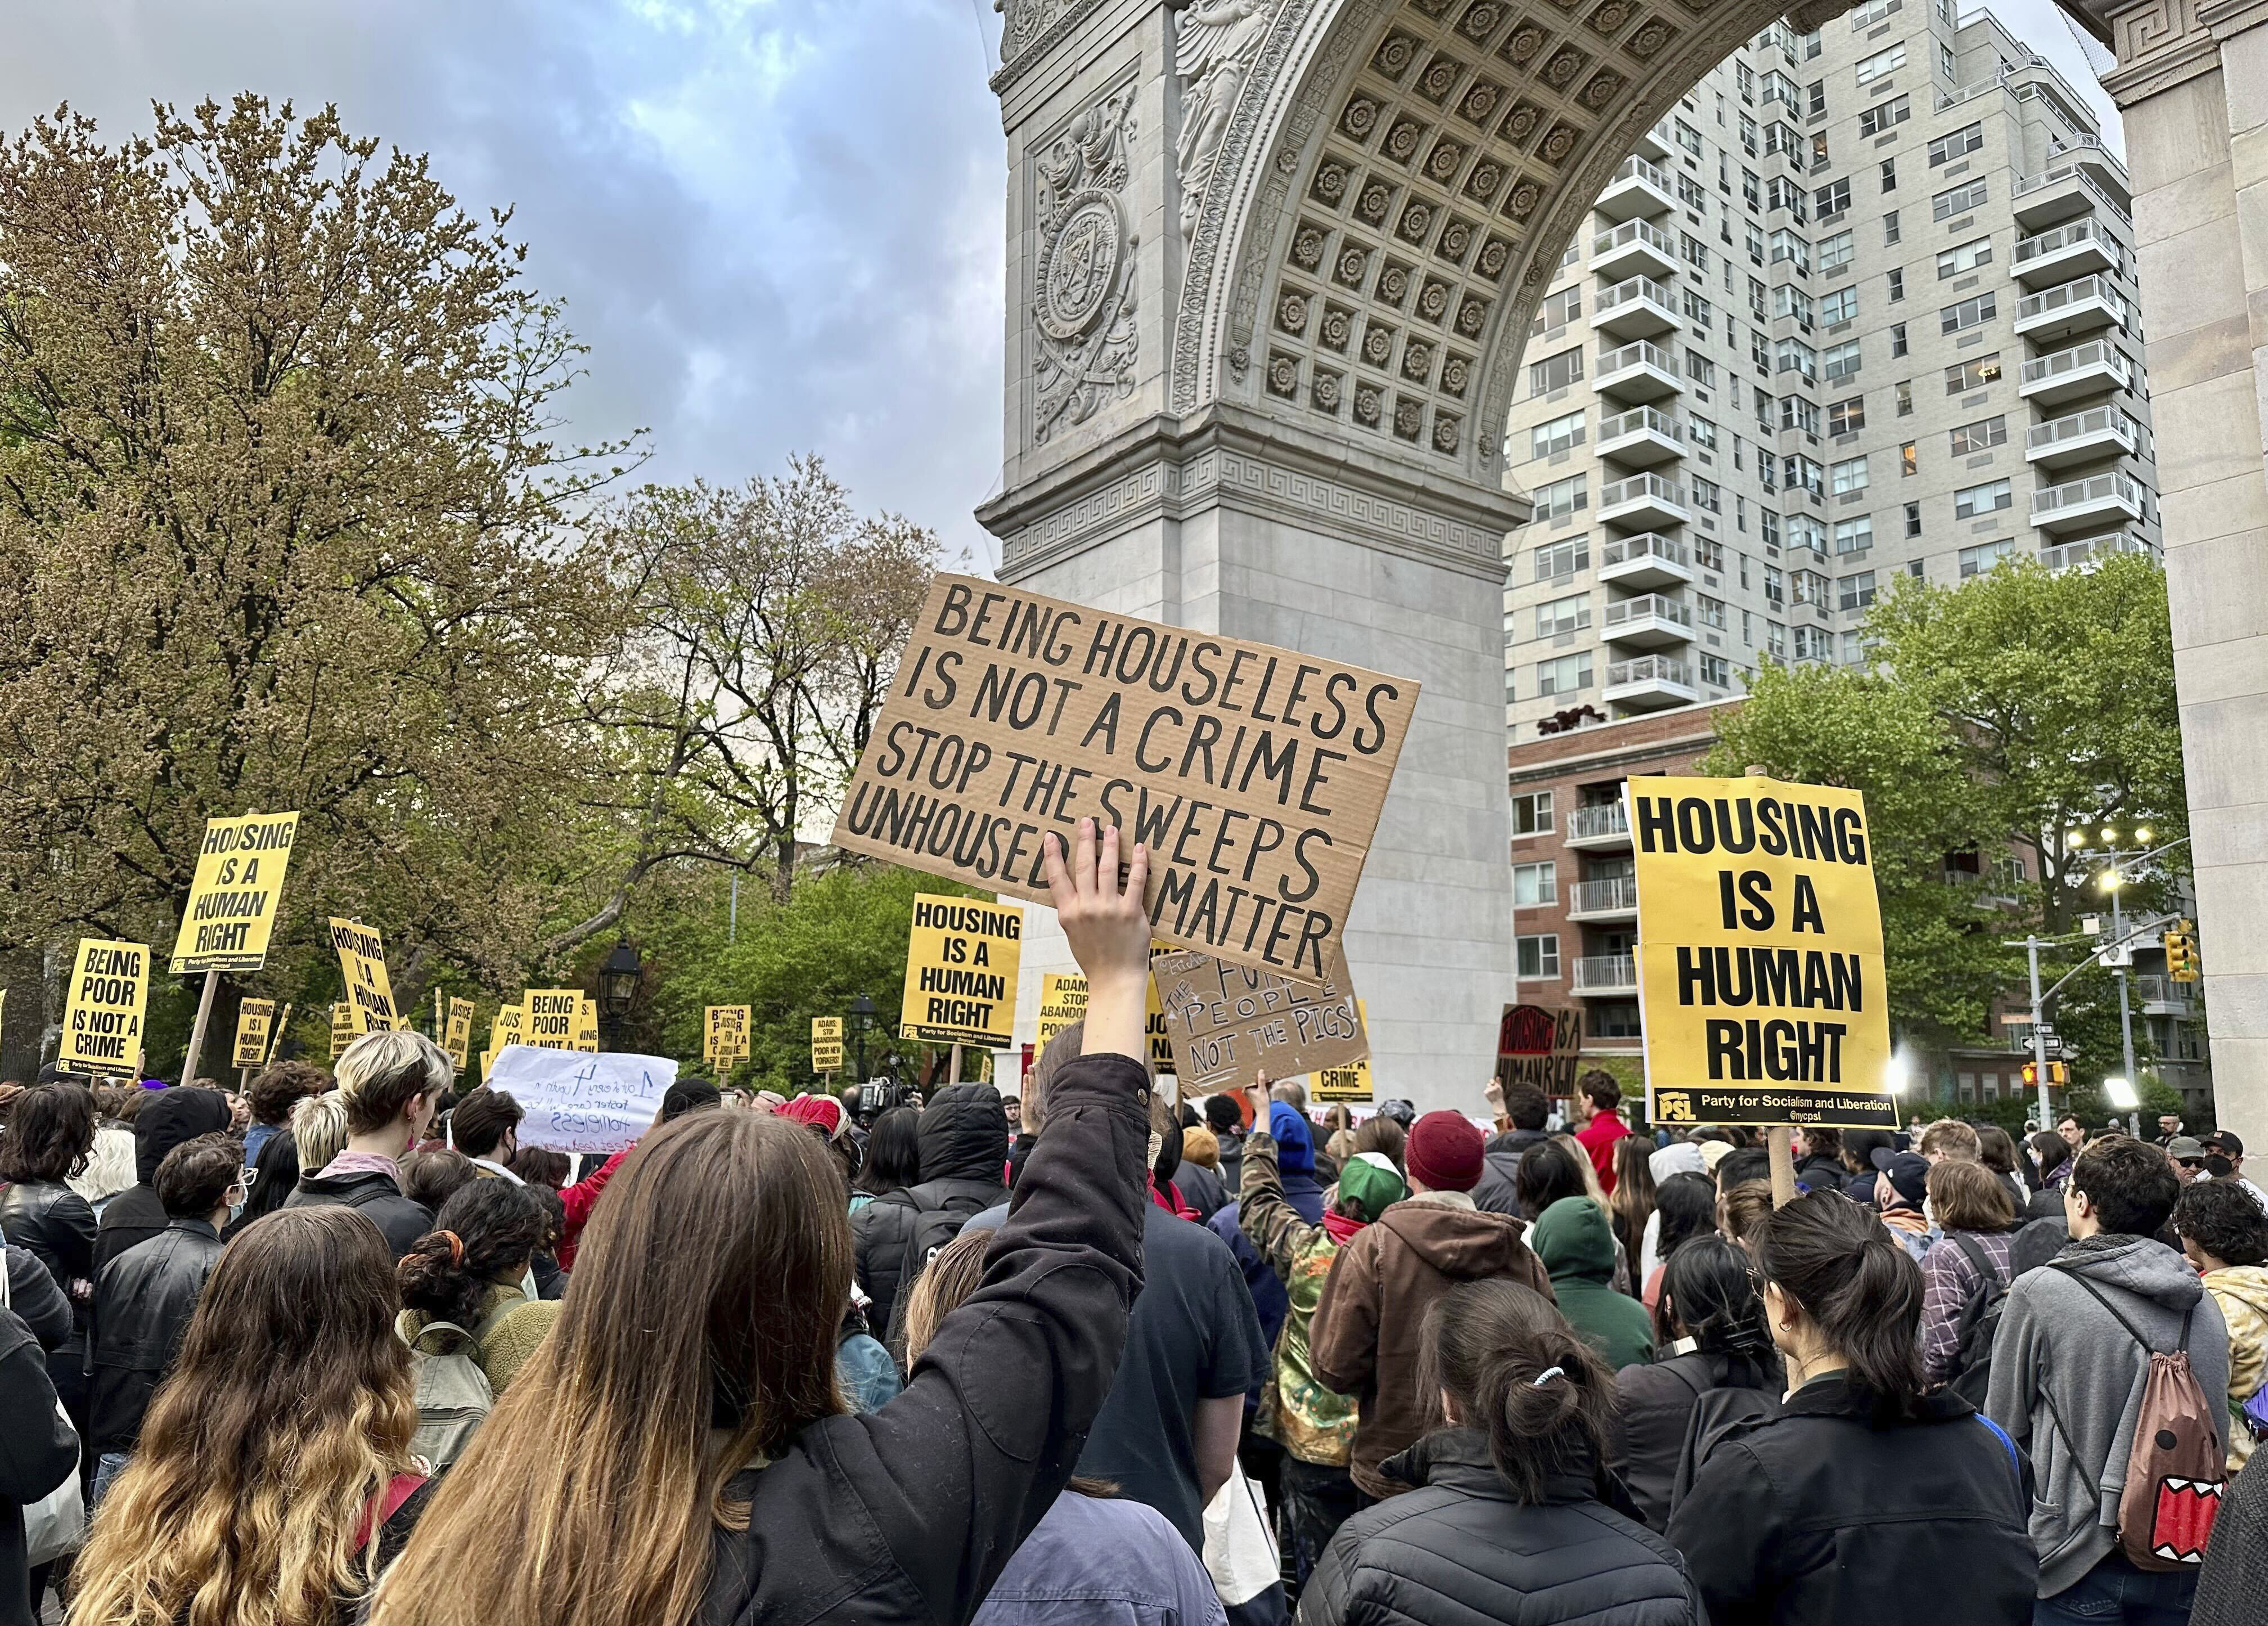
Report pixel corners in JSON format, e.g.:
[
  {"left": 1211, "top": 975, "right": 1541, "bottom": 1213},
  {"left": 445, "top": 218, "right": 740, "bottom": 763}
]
[
  {"left": 1609, "top": 1347, "right": 1779, "bottom": 1531},
  {"left": 96, "top": 1087, "right": 233, "bottom": 1269},
  {"left": 696, "top": 1055, "right": 1148, "bottom": 1626},
  {"left": 89, "top": 1216, "right": 225, "bottom": 1452},
  {"left": 1299, "top": 1429, "right": 1703, "bottom": 1626},
  {"left": 850, "top": 1084, "right": 1007, "bottom": 1343},
  {"left": 1473, "top": 1129, "right": 1551, "bottom": 1220}
]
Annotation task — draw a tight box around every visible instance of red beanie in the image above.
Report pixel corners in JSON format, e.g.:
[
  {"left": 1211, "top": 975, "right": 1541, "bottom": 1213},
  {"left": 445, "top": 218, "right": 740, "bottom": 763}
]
[
  {"left": 1405, "top": 1110, "right": 1484, "bottom": 1193},
  {"left": 779, "top": 1094, "right": 847, "bottom": 1142}
]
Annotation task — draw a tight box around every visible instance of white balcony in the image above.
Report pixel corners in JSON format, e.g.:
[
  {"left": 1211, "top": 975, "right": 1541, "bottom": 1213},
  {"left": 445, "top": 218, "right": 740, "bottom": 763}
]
[
  {"left": 2014, "top": 275, "right": 2126, "bottom": 345},
  {"left": 1596, "top": 471, "right": 1689, "bottom": 528},
  {"left": 2027, "top": 405, "right": 2142, "bottom": 470},
  {"left": 1565, "top": 803, "right": 1632, "bottom": 851},
  {"left": 1597, "top": 531, "right": 1693, "bottom": 590},
  {"left": 2135, "top": 974, "right": 2200, "bottom": 1017},
  {"left": 2014, "top": 219, "right": 2125, "bottom": 289},
  {"left": 1591, "top": 218, "right": 1678, "bottom": 281},
  {"left": 1596, "top": 340, "right": 1681, "bottom": 403},
  {"left": 2012, "top": 163, "right": 2131, "bottom": 232},
  {"left": 2039, "top": 532, "right": 2154, "bottom": 573},
  {"left": 1571, "top": 953, "right": 1640, "bottom": 995},
  {"left": 2019, "top": 339, "right": 2132, "bottom": 407},
  {"left": 1567, "top": 875, "right": 1641, "bottom": 922},
  {"left": 1634, "top": 120, "right": 1673, "bottom": 164},
  {"left": 1592, "top": 275, "right": 1681, "bottom": 342},
  {"left": 1596, "top": 406, "right": 1685, "bottom": 467},
  {"left": 2047, "top": 134, "right": 2134, "bottom": 212},
  {"left": 1602, "top": 592, "right": 1695, "bottom": 648},
  {"left": 1605, "top": 654, "right": 1698, "bottom": 710},
  {"left": 1595, "top": 155, "right": 1677, "bottom": 224},
  {"left": 2031, "top": 471, "right": 2147, "bottom": 534}
]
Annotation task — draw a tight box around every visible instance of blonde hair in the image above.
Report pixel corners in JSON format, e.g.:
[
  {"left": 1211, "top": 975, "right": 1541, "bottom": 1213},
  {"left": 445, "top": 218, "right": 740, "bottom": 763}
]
[{"left": 293, "top": 1091, "right": 349, "bottom": 1174}]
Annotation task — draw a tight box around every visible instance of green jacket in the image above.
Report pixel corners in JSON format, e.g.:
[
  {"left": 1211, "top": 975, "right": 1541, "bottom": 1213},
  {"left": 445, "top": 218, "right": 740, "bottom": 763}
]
[
  {"left": 1239, "top": 1130, "right": 1358, "bottom": 1466},
  {"left": 1530, "top": 1196, "right": 1655, "bottom": 1371}
]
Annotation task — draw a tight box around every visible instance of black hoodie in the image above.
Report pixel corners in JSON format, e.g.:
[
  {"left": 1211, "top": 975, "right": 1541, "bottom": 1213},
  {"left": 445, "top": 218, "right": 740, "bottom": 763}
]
[
  {"left": 849, "top": 1084, "right": 1008, "bottom": 1345},
  {"left": 94, "top": 1088, "right": 233, "bottom": 1270}
]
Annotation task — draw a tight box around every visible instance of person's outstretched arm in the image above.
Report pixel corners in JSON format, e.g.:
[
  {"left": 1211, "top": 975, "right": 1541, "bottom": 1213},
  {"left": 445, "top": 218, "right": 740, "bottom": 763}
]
[
  {"left": 1238, "top": 1095, "right": 1318, "bottom": 1285},
  {"left": 827, "top": 819, "right": 1155, "bottom": 1626}
]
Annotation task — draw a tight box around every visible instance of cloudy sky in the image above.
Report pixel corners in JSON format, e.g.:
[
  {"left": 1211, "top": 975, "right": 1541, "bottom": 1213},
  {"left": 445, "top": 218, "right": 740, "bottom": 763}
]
[{"left": 2, "top": 1, "right": 2113, "bottom": 569}]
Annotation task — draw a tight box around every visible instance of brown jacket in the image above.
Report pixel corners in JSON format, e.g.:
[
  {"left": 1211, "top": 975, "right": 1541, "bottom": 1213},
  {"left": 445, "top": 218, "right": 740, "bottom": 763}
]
[{"left": 1308, "top": 1192, "right": 1553, "bottom": 1498}]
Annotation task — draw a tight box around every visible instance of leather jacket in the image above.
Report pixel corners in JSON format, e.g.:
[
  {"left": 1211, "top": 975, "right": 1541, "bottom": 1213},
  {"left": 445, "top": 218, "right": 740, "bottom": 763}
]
[{"left": 89, "top": 1216, "right": 224, "bottom": 1452}]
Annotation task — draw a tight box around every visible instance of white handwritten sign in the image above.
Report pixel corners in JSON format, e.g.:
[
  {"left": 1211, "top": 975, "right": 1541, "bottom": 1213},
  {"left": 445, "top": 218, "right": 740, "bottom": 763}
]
[{"left": 484, "top": 1044, "right": 677, "bottom": 1155}]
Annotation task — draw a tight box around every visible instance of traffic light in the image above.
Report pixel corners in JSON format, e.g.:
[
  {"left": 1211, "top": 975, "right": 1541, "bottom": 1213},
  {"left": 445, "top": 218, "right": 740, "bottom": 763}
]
[
  {"left": 2021, "top": 1062, "right": 2037, "bottom": 1089},
  {"left": 2164, "top": 922, "right": 2200, "bottom": 983},
  {"left": 2019, "top": 1061, "right": 2071, "bottom": 1088}
]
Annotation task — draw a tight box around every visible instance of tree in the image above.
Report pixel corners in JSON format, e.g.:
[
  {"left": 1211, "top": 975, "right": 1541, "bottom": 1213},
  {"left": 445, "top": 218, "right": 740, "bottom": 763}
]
[
  {"left": 0, "top": 97, "right": 640, "bottom": 1036},
  {"left": 1706, "top": 555, "right": 2186, "bottom": 1059}
]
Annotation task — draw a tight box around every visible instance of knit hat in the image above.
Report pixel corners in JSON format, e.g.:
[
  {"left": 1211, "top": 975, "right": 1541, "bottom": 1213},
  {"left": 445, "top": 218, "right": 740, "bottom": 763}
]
[
  {"left": 1335, "top": 1150, "right": 1407, "bottom": 1223},
  {"left": 780, "top": 1094, "right": 849, "bottom": 1141},
  {"left": 1268, "top": 1102, "right": 1316, "bottom": 1175},
  {"left": 1181, "top": 1124, "right": 1221, "bottom": 1170},
  {"left": 1406, "top": 1110, "right": 1484, "bottom": 1192}
]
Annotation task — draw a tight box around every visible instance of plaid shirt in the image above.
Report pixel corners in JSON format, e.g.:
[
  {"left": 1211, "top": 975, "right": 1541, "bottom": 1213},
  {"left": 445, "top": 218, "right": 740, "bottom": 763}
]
[{"left": 1919, "top": 1227, "right": 2014, "bottom": 1386}]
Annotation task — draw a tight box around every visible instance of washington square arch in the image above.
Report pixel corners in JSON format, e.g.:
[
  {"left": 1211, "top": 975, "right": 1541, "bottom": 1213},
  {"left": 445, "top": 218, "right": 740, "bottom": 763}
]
[{"left": 979, "top": 0, "right": 1857, "bottom": 1107}]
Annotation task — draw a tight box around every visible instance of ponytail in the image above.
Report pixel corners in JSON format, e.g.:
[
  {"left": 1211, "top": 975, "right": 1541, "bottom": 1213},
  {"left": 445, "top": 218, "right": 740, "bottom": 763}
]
[
  {"left": 1420, "top": 1278, "right": 1616, "bottom": 1503},
  {"left": 398, "top": 1178, "right": 546, "bottom": 1329},
  {"left": 1657, "top": 1234, "right": 1775, "bottom": 1379},
  {"left": 1754, "top": 1190, "right": 1925, "bottom": 1404}
]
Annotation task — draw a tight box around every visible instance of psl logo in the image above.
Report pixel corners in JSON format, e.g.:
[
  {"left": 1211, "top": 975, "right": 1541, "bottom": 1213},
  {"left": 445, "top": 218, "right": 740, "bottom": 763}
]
[
  {"left": 2150, "top": 1475, "right": 2223, "bottom": 1564},
  {"left": 1657, "top": 1091, "right": 1694, "bottom": 1124}
]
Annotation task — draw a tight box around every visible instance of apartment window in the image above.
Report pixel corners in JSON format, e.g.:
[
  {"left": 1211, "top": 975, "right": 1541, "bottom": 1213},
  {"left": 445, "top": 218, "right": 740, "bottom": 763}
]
[
  {"left": 1792, "top": 568, "right": 1830, "bottom": 607},
  {"left": 1835, "top": 514, "right": 1874, "bottom": 553},
  {"left": 1780, "top": 394, "right": 1820, "bottom": 435},
  {"left": 1745, "top": 275, "right": 1768, "bottom": 322},
  {"left": 1838, "top": 570, "right": 1878, "bottom": 610},
  {"left": 1954, "top": 477, "right": 2013, "bottom": 518},
  {"left": 1896, "top": 379, "right": 1914, "bottom": 415},
  {"left": 1818, "top": 230, "right": 1855, "bottom": 272},
  {"left": 1786, "top": 513, "right": 1825, "bottom": 550},
  {"left": 1682, "top": 288, "right": 1716, "bottom": 326},
  {"left": 1695, "top": 533, "right": 1727, "bottom": 571},
  {"left": 1691, "top": 475, "right": 1723, "bottom": 514},
  {"left": 1746, "top": 222, "right": 1767, "bottom": 265},
  {"left": 1700, "top": 652, "right": 1731, "bottom": 687},
  {"left": 1535, "top": 652, "right": 1593, "bottom": 695},
  {"left": 1949, "top": 415, "right": 2007, "bottom": 454},
  {"left": 1767, "top": 175, "right": 1810, "bottom": 219},
  {"left": 1533, "top": 537, "right": 1589, "bottom": 580},
  {"left": 1516, "top": 934, "right": 1562, "bottom": 979},
  {"left": 1856, "top": 44, "right": 1906, "bottom": 83},
  {"left": 1907, "top": 556, "right": 1925, "bottom": 578},
  {"left": 1823, "top": 339, "right": 1862, "bottom": 381},
  {"left": 1767, "top": 621, "right": 1789, "bottom": 657},
  {"left": 1815, "top": 179, "right": 1851, "bottom": 217},
  {"left": 1944, "top": 353, "right": 2002, "bottom": 392},
  {"left": 1760, "top": 509, "right": 1782, "bottom": 549},
  {"left": 1689, "top": 415, "right": 1720, "bottom": 450},
  {"left": 1534, "top": 474, "right": 1587, "bottom": 521},
  {"left": 1678, "top": 173, "right": 1711, "bottom": 215},
  {"left": 1933, "top": 179, "right": 1988, "bottom": 221},
  {"left": 1794, "top": 625, "right": 1833, "bottom": 661},
  {"left": 1841, "top": 630, "right": 1870, "bottom": 666},
  {"left": 1900, "top": 441, "right": 1917, "bottom": 475},
  {"left": 1762, "top": 69, "right": 1801, "bottom": 111},
  {"left": 1938, "top": 42, "right": 1956, "bottom": 79},
  {"left": 1905, "top": 500, "right": 1922, "bottom": 537},
  {"left": 1770, "top": 228, "right": 1811, "bottom": 271},
  {"left": 1513, "top": 861, "right": 1558, "bottom": 906},
  {"left": 1859, "top": 95, "right": 1911, "bottom": 136},
  {"left": 1880, "top": 158, "right": 1897, "bottom": 192},
  {"left": 1784, "top": 453, "right": 1824, "bottom": 496},
  {"left": 1890, "top": 322, "right": 1909, "bottom": 357},
  {"left": 1937, "top": 237, "right": 1994, "bottom": 277},
  {"left": 1764, "top": 564, "right": 1786, "bottom": 604},
  {"left": 1959, "top": 538, "right": 2018, "bottom": 576},
  {"left": 1929, "top": 123, "right": 1985, "bottom": 166},
  {"left": 1774, "top": 284, "right": 1815, "bottom": 327},
  {"left": 1531, "top": 286, "right": 1582, "bottom": 334},
  {"left": 1531, "top": 410, "right": 1586, "bottom": 459},
  {"left": 1504, "top": 667, "right": 1517, "bottom": 703},
  {"left": 1741, "top": 111, "right": 1761, "bottom": 156},
  {"left": 1675, "top": 119, "right": 1704, "bottom": 157},
  {"left": 1851, "top": 0, "right": 1901, "bottom": 26},
  {"left": 1775, "top": 337, "right": 1818, "bottom": 381},
  {"left": 1531, "top": 346, "right": 1584, "bottom": 394},
  {"left": 1511, "top": 790, "right": 1554, "bottom": 835},
  {"left": 1821, "top": 286, "right": 1858, "bottom": 325},
  {"left": 1682, "top": 233, "right": 1711, "bottom": 272},
  {"left": 1883, "top": 210, "right": 1901, "bottom": 246},
  {"left": 1888, "top": 267, "right": 1905, "bottom": 302},
  {"left": 1686, "top": 349, "right": 1718, "bottom": 389},
  {"left": 1830, "top": 455, "right": 1870, "bottom": 495},
  {"left": 1534, "top": 592, "right": 1591, "bottom": 638},
  {"left": 1738, "top": 62, "right": 1757, "bottom": 104},
  {"left": 1698, "top": 594, "right": 1728, "bottom": 628}
]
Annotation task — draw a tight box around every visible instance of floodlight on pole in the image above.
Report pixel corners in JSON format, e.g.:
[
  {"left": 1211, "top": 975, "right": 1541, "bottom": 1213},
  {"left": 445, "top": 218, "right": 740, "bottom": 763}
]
[
  {"left": 2103, "top": 1075, "right": 2139, "bottom": 1110},
  {"left": 1884, "top": 1049, "right": 1914, "bottom": 1095}
]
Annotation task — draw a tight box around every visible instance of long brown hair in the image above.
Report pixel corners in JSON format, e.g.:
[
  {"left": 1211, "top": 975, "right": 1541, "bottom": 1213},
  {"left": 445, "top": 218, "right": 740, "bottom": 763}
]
[
  {"left": 68, "top": 1207, "right": 417, "bottom": 1626},
  {"left": 370, "top": 1108, "right": 852, "bottom": 1626},
  {"left": 1606, "top": 1134, "right": 1655, "bottom": 1269}
]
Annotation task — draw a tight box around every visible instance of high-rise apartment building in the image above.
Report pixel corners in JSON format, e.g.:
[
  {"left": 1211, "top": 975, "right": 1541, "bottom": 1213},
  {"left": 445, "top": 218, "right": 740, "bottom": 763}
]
[{"left": 1501, "top": 3, "right": 2158, "bottom": 739}]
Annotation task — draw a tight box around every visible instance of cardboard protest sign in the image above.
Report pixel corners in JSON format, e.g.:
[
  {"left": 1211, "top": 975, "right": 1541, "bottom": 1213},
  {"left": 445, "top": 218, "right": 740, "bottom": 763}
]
[
  {"left": 1150, "top": 947, "right": 1365, "bottom": 1095},
  {"left": 573, "top": 997, "right": 600, "bottom": 1054},
  {"left": 233, "top": 999, "right": 277, "bottom": 1070},
  {"left": 705, "top": 1006, "right": 752, "bottom": 1068},
  {"left": 809, "top": 1015, "right": 842, "bottom": 1073},
  {"left": 1497, "top": 1004, "right": 1582, "bottom": 1097},
  {"left": 1030, "top": 968, "right": 1174, "bottom": 1071},
  {"left": 523, "top": 989, "right": 580, "bottom": 1049},
  {"left": 899, "top": 894, "right": 1023, "bottom": 1048},
  {"left": 1315, "top": 1002, "right": 1374, "bottom": 1102},
  {"left": 327, "top": 919, "right": 400, "bottom": 1034},
  {"left": 1631, "top": 775, "right": 1895, "bottom": 1129},
  {"left": 441, "top": 998, "right": 475, "bottom": 1071},
  {"left": 487, "top": 1044, "right": 677, "bottom": 1156},
  {"left": 330, "top": 1002, "right": 356, "bottom": 1059},
  {"left": 58, "top": 939, "right": 149, "bottom": 1079},
  {"left": 830, "top": 574, "right": 1419, "bottom": 981},
  {"left": 170, "top": 811, "right": 300, "bottom": 973}
]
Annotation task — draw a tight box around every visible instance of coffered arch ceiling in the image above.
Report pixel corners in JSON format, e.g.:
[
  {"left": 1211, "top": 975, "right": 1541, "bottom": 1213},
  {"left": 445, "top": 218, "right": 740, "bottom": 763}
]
[{"left": 1174, "top": 0, "right": 1840, "bottom": 491}]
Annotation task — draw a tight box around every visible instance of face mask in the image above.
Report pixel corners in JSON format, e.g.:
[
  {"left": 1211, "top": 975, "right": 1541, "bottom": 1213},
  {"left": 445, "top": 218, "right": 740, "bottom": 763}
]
[{"left": 519, "top": 1265, "right": 537, "bottom": 1301}]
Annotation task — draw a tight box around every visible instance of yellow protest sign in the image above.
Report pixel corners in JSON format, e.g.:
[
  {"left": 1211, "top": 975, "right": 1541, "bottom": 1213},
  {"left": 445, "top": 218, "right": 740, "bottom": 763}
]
[
  {"left": 233, "top": 999, "right": 277, "bottom": 1069},
  {"left": 489, "top": 1004, "right": 524, "bottom": 1055},
  {"left": 1631, "top": 775, "right": 1895, "bottom": 1130},
  {"left": 1315, "top": 1000, "right": 1374, "bottom": 1102},
  {"left": 330, "top": 1001, "right": 356, "bottom": 1059},
  {"left": 327, "top": 919, "right": 401, "bottom": 1034},
  {"left": 441, "top": 998, "right": 475, "bottom": 1071},
  {"left": 58, "top": 939, "right": 149, "bottom": 1079},
  {"left": 573, "top": 997, "right": 600, "bottom": 1053},
  {"left": 170, "top": 810, "right": 300, "bottom": 973},
  {"left": 705, "top": 1006, "right": 752, "bottom": 1068},
  {"left": 899, "top": 894, "right": 1023, "bottom": 1047},
  {"left": 808, "top": 1014, "right": 841, "bottom": 1074},
  {"left": 268, "top": 1002, "right": 292, "bottom": 1064},
  {"left": 478, "top": 1048, "right": 494, "bottom": 1081},
  {"left": 1034, "top": 968, "right": 1175, "bottom": 1071},
  {"left": 523, "top": 989, "right": 580, "bottom": 1048}
]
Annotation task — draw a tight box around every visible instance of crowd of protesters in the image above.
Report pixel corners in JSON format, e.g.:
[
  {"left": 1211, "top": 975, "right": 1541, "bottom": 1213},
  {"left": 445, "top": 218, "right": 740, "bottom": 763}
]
[{"left": 0, "top": 825, "right": 2261, "bottom": 1625}]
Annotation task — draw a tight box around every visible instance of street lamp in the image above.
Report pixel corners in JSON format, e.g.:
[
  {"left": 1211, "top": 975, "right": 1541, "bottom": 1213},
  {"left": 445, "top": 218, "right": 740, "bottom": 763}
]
[
  {"left": 597, "top": 940, "right": 642, "bottom": 1049},
  {"left": 847, "top": 992, "right": 878, "bottom": 1081}
]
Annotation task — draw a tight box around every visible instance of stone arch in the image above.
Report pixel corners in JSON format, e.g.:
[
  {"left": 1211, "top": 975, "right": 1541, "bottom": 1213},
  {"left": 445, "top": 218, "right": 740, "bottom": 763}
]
[{"left": 1171, "top": 0, "right": 1838, "bottom": 491}]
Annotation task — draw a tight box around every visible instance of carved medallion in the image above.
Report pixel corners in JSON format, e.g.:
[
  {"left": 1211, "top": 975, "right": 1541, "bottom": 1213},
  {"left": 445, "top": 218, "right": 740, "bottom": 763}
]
[{"left": 1036, "top": 191, "right": 1126, "bottom": 341}]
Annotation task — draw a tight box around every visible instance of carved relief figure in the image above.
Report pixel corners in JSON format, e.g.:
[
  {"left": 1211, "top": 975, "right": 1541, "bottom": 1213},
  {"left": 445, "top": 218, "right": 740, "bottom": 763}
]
[
  {"left": 1033, "top": 84, "right": 1140, "bottom": 444},
  {"left": 1175, "top": 0, "right": 1280, "bottom": 235}
]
